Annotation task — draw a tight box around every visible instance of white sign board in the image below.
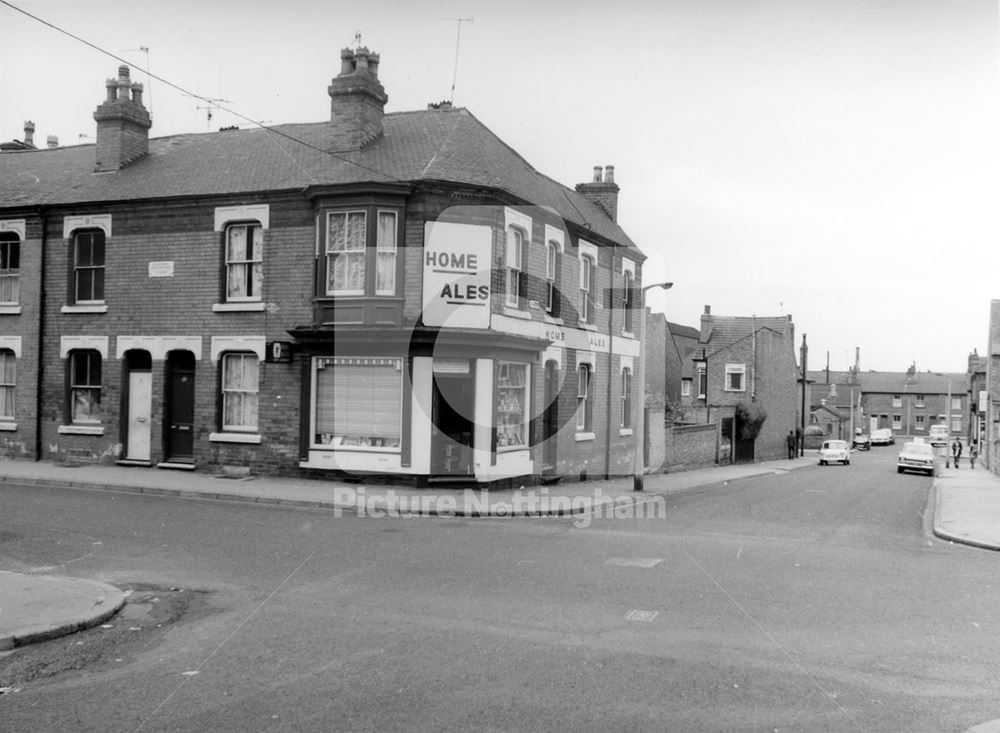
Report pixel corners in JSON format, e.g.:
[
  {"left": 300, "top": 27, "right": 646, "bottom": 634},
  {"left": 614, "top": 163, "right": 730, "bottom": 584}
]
[{"left": 422, "top": 222, "right": 491, "bottom": 329}]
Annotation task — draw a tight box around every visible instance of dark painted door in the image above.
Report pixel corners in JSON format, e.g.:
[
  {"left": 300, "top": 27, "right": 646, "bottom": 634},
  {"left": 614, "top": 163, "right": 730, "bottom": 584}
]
[
  {"left": 431, "top": 372, "right": 474, "bottom": 476},
  {"left": 165, "top": 352, "right": 195, "bottom": 463}
]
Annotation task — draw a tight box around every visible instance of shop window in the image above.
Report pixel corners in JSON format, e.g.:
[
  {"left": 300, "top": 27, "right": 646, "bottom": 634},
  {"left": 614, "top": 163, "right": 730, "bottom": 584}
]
[
  {"left": 314, "top": 357, "right": 402, "bottom": 450},
  {"left": 69, "top": 349, "right": 102, "bottom": 423},
  {"left": 579, "top": 255, "right": 595, "bottom": 324},
  {"left": 221, "top": 353, "right": 259, "bottom": 432},
  {"left": 620, "top": 367, "right": 632, "bottom": 429},
  {"left": 0, "top": 349, "right": 13, "bottom": 419},
  {"left": 224, "top": 223, "right": 263, "bottom": 302},
  {"left": 0, "top": 232, "right": 19, "bottom": 305},
  {"left": 72, "top": 230, "right": 105, "bottom": 304},
  {"left": 725, "top": 363, "right": 745, "bottom": 391},
  {"left": 576, "top": 364, "right": 593, "bottom": 432},
  {"left": 545, "top": 240, "right": 560, "bottom": 315},
  {"left": 505, "top": 226, "right": 527, "bottom": 308},
  {"left": 496, "top": 361, "right": 527, "bottom": 449},
  {"left": 622, "top": 270, "right": 634, "bottom": 334}
]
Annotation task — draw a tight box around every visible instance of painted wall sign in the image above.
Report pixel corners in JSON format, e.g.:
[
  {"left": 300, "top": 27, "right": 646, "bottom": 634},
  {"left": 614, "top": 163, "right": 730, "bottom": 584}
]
[
  {"left": 148, "top": 261, "right": 175, "bottom": 278},
  {"left": 422, "top": 222, "right": 491, "bottom": 329}
]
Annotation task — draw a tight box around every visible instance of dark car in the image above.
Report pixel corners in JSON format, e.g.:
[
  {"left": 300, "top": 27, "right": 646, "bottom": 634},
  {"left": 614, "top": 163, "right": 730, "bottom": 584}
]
[{"left": 852, "top": 434, "right": 871, "bottom": 451}]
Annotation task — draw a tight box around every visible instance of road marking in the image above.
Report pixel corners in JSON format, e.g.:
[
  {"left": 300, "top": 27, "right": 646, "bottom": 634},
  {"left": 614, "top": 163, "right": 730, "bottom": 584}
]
[
  {"left": 624, "top": 609, "right": 659, "bottom": 622},
  {"left": 605, "top": 557, "right": 663, "bottom": 568}
]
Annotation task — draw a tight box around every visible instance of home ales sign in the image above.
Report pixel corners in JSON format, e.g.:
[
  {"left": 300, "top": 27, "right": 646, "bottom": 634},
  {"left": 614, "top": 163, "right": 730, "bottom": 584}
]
[{"left": 422, "top": 221, "right": 492, "bottom": 329}]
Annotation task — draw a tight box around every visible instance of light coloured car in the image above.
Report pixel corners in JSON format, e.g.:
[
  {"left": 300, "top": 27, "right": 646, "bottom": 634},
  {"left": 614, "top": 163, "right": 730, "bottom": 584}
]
[
  {"left": 818, "top": 439, "right": 851, "bottom": 466},
  {"left": 870, "top": 428, "right": 895, "bottom": 446},
  {"left": 928, "top": 424, "right": 950, "bottom": 448},
  {"left": 897, "top": 441, "right": 936, "bottom": 476}
]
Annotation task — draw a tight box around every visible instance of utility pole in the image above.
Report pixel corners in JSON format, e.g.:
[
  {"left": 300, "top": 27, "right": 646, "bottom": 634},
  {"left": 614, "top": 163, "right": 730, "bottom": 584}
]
[{"left": 799, "top": 334, "right": 808, "bottom": 456}]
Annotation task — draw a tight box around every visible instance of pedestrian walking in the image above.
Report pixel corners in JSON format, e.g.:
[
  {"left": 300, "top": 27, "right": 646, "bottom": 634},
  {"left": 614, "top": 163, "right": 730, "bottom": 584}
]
[
  {"left": 970, "top": 440, "right": 978, "bottom": 469},
  {"left": 786, "top": 430, "right": 796, "bottom": 460},
  {"left": 952, "top": 439, "right": 963, "bottom": 469}
]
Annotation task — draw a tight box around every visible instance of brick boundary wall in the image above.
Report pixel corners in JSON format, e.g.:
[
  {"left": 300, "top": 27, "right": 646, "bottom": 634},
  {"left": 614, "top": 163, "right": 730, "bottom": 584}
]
[{"left": 662, "top": 423, "right": 717, "bottom": 472}]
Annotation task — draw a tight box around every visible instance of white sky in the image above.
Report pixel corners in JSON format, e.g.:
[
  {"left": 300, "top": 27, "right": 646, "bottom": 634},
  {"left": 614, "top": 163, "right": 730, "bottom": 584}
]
[{"left": 2, "top": 0, "right": 997, "bottom": 373}]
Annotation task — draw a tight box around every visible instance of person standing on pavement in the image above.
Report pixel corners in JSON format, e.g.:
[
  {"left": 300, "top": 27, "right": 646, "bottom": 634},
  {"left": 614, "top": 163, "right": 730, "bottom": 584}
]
[
  {"left": 952, "top": 439, "right": 963, "bottom": 469},
  {"left": 970, "top": 440, "right": 978, "bottom": 469},
  {"left": 786, "top": 430, "right": 796, "bottom": 459}
]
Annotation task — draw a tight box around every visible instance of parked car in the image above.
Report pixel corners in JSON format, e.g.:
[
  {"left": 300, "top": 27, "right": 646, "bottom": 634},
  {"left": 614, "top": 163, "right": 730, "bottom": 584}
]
[
  {"left": 870, "top": 428, "right": 895, "bottom": 446},
  {"left": 852, "top": 434, "right": 871, "bottom": 451},
  {"left": 929, "top": 424, "right": 950, "bottom": 448},
  {"left": 818, "top": 439, "right": 851, "bottom": 466},
  {"left": 897, "top": 440, "right": 936, "bottom": 476}
]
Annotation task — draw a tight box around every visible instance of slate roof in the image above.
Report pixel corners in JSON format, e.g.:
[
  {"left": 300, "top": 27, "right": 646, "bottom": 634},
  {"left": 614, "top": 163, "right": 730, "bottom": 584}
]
[
  {"left": 0, "top": 107, "right": 638, "bottom": 254},
  {"left": 807, "top": 370, "right": 968, "bottom": 394},
  {"left": 700, "top": 315, "right": 793, "bottom": 355}
]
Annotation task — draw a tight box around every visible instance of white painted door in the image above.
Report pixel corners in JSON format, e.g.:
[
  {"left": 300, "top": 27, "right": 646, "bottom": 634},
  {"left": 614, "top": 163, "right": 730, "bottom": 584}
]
[{"left": 127, "top": 371, "right": 152, "bottom": 461}]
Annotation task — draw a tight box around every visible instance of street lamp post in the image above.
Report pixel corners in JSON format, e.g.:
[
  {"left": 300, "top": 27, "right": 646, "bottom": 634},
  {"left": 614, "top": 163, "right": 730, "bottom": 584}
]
[{"left": 634, "top": 281, "right": 673, "bottom": 492}]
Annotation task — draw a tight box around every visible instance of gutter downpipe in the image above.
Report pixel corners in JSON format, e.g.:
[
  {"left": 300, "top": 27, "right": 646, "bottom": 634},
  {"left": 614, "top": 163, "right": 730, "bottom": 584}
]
[
  {"left": 35, "top": 207, "right": 47, "bottom": 461},
  {"left": 604, "top": 243, "right": 617, "bottom": 480}
]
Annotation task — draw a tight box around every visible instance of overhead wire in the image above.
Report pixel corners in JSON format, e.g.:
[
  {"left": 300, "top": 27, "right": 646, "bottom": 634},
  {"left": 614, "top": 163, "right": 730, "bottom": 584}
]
[{"left": 0, "top": 0, "right": 408, "bottom": 184}]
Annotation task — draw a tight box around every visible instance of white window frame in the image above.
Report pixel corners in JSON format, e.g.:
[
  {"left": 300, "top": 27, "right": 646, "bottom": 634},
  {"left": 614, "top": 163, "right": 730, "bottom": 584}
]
[
  {"left": 375, "top": 210, "right": 398, "bottom": 296},
  {"left": 505, "top": 225, "right": 526, "bottom": 308},
  {"left": 326, "top": 210, "right": 367, "bottom": 296},
  {"left": 915, "top": 395, "right": 925, "bottom": 408},
  {"left": 725, "top": 363, "right": 746, "bottom": 392},
  {"left": 951, "top": 397, "right": 962, "bottom": 411},
  {"left": 620, "top": 366, "right": 632, "bottom": 430},
  {"left": 892, "top": 394, "right": 902, "bottom": 408},
  {"left": 915, "top": 414, "right": 925, "bottom": 430},
  {"left": 951, "top": 415, "right": 962, "bottom": 432},
  {"left": 220, "top": 352, "right": 260, "bottom": 433},
  {"left": 576, "top": 363, "right": 592, "bottom": 434},
  {"left": 622, "top": 269, "right": 634, "bottom": 335},
  {"left": 892, "top": 414, "right": 902, "bottom": 430},
  {"left": 72, "top": 229, "right": 106, "bottom": 305},
  {"left": 0, "top": 349, "right": 14, "bottom": 421},
  {"left": 0, "top": 231, "right": 20, "bottom": 307},
  {"left": 681, "top": 379, "right": 692, "bottom": 398},
  {"left": 69, "top": 349, "right": 102, "bottom": 425},
  {"left": 696, "top": 362, "right": 707, "bottom": 399},
  {"left": 545, "top": 240, "right": 559, "bottom": 314},
  {"left": 224, "top": 222, "right": 264, "bottom": 303}
]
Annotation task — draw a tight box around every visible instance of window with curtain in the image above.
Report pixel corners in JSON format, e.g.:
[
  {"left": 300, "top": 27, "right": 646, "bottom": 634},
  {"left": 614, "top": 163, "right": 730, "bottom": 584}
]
[
  {"left": 0, "top": 350, "right": 14, "bottom": 419},
  {"left": 0, "top": 232, "right": 19, "bottom": 305},
  {"left": 221, "top": 353, "right": 259, "bottom": 431},
  {"left": 326, "top": 211, "right": 367, "bottom": 294},
  {"left": 376, "top": 211, "right": 397, "bottom": 295},
  {"left": 70, "top": 350, "right": 101, "bottom": 423},
  {"left": 225, "top": 223, "right": 263, "bottom": 301},
  {"left": 314, "top": 357, "right": 402, "bottom": 449}
]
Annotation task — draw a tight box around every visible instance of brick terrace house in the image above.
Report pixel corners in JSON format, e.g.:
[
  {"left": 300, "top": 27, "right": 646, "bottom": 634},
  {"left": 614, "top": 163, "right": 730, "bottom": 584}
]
[
  {"left": 0, "top": 51, "right": 647, "bottom": 486},
  {"left": 810, "top": 367, "right": 968, "bottom": 440},
  {"left": 680, "top": 307, "right": 798, "bottom": 462}
]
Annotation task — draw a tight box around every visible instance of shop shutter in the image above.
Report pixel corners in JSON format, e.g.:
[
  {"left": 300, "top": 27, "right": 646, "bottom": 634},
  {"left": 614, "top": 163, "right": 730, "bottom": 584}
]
[{"left": 315, "top": 358, "right": 401, "bottom": 441}]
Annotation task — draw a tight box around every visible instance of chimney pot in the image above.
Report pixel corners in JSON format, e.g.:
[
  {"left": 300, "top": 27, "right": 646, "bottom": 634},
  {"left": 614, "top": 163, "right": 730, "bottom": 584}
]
[
  {"left": 105, "top": 79, "right": 117, "bottom": 103},
  {"left": 369, "top": 52, "right": 380, "bottom": 77},
  {"left": 46, "top": 135, "right": 58, "bottom": 149},
  {"left": 704, "top": 305, "right": 711, "bottom": 315},
  {"left": 340, "top": 48, "right": 355, "bottom": 75},
  {"left": 604, "top": 164, "right": 615, "bottom": 183},
  {"left": 592, "top": 165, "right": 603, "bottom": 183},
  {"left": 131, "top": 82, "right": 144, "bottom": 107}
]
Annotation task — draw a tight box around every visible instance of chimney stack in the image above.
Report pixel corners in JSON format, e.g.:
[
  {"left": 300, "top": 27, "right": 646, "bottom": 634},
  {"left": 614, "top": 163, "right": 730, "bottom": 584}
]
[
  {"left": 575, "top": 163, "right": 620, "bottom": 222},
  {"left": 328, "top": 47, "right": 388, "bottom": 150},
  {"left": 23, "top": 121, "right": 35, "bottom": 147},
  {"left": 93, "top": 65, "right": 152, "bottom": 172}
]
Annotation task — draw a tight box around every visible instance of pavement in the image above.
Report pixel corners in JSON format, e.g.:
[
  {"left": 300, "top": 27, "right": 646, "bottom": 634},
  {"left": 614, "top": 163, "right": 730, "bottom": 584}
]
[{"left": 0, "top": 451, "right": 998, "bottom": 654}]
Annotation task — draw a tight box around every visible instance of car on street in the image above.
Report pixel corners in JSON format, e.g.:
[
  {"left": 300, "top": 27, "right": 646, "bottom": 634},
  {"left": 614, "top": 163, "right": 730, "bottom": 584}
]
[
  {"left": 929, "top": 424, "right": 950, "bottom": 448},
  {"left": 852, "top": 433, "right": 871, "bottom": 450},
  {"left": 897, "top": 440, "right": 937, "bottom": 475},
  {"left": 818, "top": 439, "right": 851, "bottom": 465},
  {"left": 870, "top": 428, "right": 895, "bottom": 446}
]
